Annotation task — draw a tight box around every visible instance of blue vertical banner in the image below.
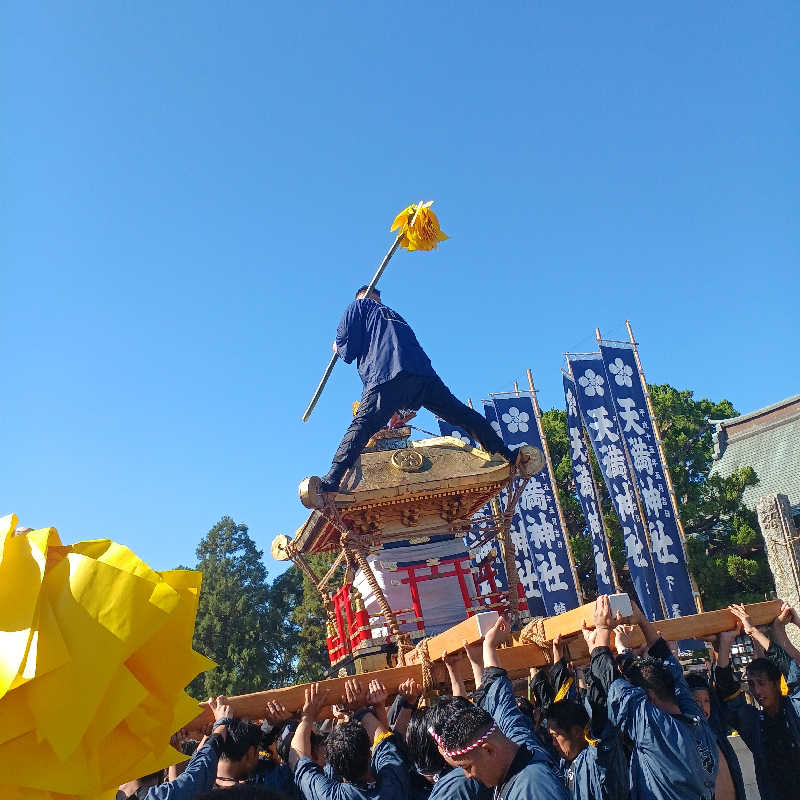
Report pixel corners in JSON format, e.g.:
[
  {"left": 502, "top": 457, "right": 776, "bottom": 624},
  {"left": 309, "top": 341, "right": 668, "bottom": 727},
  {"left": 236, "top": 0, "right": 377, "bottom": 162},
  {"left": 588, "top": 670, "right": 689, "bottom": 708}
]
[
  {"left": 599, "top": 342, "right": 698, "bottom": 618},
  {"left": 483, "top": 402, "right": 546, "bottom": 617},
  {"left": 437, "top": 413, "right": 544, "bottom": 617},
  {"left": 562, "top": 373, "right": 617, "bottom": 596},
  {"left": 492, "top": 395, "right": 581, "bottom": 615},
  {"left": 566, "top": 354, "right": 663, "bottom": 621}
]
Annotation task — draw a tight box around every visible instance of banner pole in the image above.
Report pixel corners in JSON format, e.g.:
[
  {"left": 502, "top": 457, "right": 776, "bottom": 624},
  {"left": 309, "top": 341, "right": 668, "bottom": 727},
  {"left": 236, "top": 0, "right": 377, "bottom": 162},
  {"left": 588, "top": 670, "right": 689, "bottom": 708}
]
[
  {"left": 597, "top": 329, "right": 667, "bottom": 620},
  {"left": 625, "top": 320, "right": 703, "bottom": 611},
  {"left": 527, "top": 369, "right": 584, "bottom": 604}
]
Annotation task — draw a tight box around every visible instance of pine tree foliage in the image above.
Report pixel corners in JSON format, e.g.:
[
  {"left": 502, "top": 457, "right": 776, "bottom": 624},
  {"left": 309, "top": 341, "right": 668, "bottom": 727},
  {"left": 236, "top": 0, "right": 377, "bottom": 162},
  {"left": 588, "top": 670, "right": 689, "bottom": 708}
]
[{"left": 188, "top": 516, "right": 301, "bottom": 698}]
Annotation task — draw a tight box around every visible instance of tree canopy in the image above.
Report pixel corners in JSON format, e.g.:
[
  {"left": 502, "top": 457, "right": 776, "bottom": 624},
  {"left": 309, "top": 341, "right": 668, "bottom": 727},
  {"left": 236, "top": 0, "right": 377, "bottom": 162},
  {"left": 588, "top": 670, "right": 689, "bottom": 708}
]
[{"left": 187, "top": 516, "right": 302, "bottom": 698}]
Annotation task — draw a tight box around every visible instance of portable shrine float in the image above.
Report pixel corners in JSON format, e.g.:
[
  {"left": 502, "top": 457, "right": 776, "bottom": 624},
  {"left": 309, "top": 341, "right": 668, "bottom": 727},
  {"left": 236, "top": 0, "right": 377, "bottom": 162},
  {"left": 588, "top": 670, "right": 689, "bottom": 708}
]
[{"left": 272, "top": 424, "right": 545, "bottom": 676}]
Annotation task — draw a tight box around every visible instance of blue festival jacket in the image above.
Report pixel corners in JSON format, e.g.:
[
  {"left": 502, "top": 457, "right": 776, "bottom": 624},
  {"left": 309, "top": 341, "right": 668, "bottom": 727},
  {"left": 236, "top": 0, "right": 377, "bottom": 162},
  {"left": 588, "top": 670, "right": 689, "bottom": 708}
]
[
  {"left": 335, "top": 298, "right": 436, "bottom": 392},
  {"left": 592, "top": 640, "right": 718, "bottom": 800}
]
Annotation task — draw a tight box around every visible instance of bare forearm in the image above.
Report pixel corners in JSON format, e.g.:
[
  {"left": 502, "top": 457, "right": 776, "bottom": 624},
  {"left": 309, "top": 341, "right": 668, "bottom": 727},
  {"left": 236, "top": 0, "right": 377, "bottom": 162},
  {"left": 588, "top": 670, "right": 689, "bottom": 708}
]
[
  {"left": 748, "top": 627, "right": 771, "bottom": 652},
  {"left": 394, "top": 707, "right": 412, "bottom": 740},
  {"left": 637, "top": 616, "right": 660, "bottom": 647},
  {"left": 467, "top": 650, "right": 484, "bottom": 688},
  {"left": 446, "top": 664, "right": 467, "bottom": 697},
  {"left": 594, "top": 626, "right": 611, "bottom": 650},
  {"left": 361, "top": 711, "right": 389, "bottom": 742},
  {"left": 289, "top": 718, "right": 313, "bottom": 769}
]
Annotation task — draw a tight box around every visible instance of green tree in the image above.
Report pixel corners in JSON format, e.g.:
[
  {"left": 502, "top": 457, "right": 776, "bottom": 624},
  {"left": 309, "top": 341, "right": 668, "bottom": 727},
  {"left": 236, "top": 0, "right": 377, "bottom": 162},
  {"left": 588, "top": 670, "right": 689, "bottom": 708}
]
[{"left": 189, "top": 516, "right": 288, "bottom": 697}]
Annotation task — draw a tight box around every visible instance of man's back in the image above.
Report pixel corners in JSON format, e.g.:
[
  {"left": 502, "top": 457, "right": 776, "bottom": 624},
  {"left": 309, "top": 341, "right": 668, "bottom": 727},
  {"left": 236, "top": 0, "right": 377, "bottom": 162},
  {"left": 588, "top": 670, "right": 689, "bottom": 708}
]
[
  {"left": 335, "top": 298, "right": 435, "bottom": 391},
  {"left": 607, "top": 676, "right": 717, "bottom": 800}
]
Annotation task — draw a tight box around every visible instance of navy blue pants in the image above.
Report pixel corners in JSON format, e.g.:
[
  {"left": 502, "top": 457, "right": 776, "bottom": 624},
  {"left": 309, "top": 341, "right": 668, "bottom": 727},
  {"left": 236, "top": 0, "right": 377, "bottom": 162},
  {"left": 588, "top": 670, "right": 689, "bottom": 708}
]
[{"left": 323, "top": 372, "right": 513, "bottom": 488}]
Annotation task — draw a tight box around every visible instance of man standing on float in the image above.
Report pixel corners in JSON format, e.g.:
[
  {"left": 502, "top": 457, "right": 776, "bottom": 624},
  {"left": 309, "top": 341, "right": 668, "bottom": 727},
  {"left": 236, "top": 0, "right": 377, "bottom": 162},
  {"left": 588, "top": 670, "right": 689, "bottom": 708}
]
[{"left": 314, "top": 285, "right": 523, "bottom": 495}]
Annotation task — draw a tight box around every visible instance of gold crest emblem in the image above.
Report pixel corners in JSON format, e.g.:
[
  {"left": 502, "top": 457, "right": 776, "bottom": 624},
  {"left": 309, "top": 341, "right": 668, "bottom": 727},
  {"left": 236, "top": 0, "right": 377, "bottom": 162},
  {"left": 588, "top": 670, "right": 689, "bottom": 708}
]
[{"left": 390, "top": 449, "right": 424, "bottom": 472}]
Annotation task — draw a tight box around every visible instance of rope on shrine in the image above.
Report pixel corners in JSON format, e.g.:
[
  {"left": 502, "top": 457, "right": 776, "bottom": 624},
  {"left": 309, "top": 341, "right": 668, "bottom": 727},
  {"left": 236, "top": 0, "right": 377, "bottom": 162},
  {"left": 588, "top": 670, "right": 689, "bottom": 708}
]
[
  {"left": 411, "top": 637, "right": 435, "bottom": 695},
  {"left": 341, "top": 533, "right": 406, "bottom": 654},
  {"left": 520, "top": 616, "right": 553, "bottom": 664}
]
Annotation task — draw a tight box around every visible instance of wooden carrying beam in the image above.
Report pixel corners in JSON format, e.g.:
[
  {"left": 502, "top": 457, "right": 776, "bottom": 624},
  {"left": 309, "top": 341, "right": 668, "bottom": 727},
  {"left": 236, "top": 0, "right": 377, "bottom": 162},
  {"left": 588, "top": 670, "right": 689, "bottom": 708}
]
[
  {"left": 186, "top": 643, "right": 555, "bottom": 731},
  {"left": 186, "top": 600, "right": 782, "bottom": 730}
]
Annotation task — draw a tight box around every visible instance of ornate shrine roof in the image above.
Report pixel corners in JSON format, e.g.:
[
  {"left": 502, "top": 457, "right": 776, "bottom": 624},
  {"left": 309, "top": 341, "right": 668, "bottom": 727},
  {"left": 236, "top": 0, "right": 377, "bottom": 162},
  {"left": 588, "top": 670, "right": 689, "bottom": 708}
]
[{"left": 290, "top": 436, "right": 511, "bottom": 554}]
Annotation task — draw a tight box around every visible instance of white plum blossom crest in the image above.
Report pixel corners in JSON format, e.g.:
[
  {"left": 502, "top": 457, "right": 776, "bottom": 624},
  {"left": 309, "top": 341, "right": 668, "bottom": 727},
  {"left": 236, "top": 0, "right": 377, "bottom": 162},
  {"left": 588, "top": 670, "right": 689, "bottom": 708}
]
[
  {"left": 608, "top": 358, "right": 633, "bottom": 388},
  {"left": 449, "top": 429, "right": 472, "bottom": 444},
  {"left": 501, "top": 406, "right": 529, "bottom": 433},
  {"left": 490, "top": 420, "right": 502, "bottom": 437},
  {"left": 578, "top": 369, "right": 605, "bottom": 397}
]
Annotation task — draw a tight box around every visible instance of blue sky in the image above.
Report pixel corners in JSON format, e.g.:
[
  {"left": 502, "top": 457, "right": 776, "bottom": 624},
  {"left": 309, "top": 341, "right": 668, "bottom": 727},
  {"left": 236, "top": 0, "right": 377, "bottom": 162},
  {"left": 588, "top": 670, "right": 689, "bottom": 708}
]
[{"left": 3, "top": 3, "right": 797, "bottom": 579}]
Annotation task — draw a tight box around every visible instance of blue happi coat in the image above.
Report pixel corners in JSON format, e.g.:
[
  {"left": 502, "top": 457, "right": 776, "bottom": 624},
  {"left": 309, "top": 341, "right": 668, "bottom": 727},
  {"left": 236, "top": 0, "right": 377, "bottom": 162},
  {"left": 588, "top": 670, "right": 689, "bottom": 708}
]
[
  {"left": 335, "top": 298, "right": 436, "bottom": 392},
  {"left": 562, "top": 664, "right": 629, "bottom": 800},
  {"left": 293, "top": 734, "right": 410, "bottom": 800},
  {"left": 592, "top": 639, "right": 718, "bottom": 800},
  {"left": 476, "top": 668, "right": 569, "bottom": 800},
  {"left": 144, "top": 734, "right": 221, "bottom": 800}
]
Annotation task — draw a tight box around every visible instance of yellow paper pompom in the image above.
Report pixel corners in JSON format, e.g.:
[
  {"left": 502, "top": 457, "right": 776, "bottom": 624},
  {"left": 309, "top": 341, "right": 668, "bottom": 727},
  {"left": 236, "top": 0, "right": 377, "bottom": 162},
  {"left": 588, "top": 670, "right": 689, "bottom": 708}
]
[
  {"left": 390, "top": 201, "right": 449, "bottom": 252},
  {"left": 0, "top": 514, "right": 215, "bottom": 800}
]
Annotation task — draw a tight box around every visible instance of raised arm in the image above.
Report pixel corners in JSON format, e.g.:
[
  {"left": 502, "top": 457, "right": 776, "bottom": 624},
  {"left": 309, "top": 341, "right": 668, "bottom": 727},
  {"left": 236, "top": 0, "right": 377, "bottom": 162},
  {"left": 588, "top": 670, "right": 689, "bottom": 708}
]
[
  {"left": 464, "top": 639, "right": 485, "bottom": 689},
  {"left": 729, "top": 604, "right": 772, "bottom": 652},
  {"left": 442, "top": 650, "right": 468, "bottom": 697},
  {"left": 390, "top": 678, "right": 421, "bottom": 740},
  {"left": 770, "top": 603, "right": 800, "bottom": 671},
  {"left": 343, "top": 678, "right": 391, "bottom": 743},
  {"left": 145, "top": 697, "right": 231, "bottom": 800},
  {"left": 289, "top": 683, "right": 328, "bottom": 771}
]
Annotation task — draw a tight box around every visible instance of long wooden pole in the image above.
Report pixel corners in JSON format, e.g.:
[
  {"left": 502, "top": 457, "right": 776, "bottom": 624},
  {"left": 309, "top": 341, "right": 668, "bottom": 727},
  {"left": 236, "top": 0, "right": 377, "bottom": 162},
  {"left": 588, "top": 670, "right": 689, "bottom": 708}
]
[
  {"left": 526, "top": 369, "right": 584, "bottom": 604},
  {"left": 185, "top": 598, "right": 782, "bottom": 729},
  {"left": 625, "top": 320, "right": 704, "bottom": 611},
  {"left": 302, "top": 202, "right": 424, "bottom": 422}
]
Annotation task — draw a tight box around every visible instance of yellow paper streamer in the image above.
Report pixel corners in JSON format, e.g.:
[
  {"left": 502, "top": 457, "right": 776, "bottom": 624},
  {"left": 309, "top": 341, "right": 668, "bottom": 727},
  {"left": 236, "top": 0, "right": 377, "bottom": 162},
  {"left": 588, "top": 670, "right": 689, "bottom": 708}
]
[
  {"left": 390, "top": 201, "right": 449, "bottom": 251},
  {"left": 0, "top": 514, "right": 216, "bottom": 800}
]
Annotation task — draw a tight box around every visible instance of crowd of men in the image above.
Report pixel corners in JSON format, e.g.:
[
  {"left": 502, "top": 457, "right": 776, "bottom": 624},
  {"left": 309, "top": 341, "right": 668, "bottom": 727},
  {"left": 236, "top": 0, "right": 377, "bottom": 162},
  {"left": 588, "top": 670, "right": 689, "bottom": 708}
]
[{"left": 117, "top": 597, "right": 800, "bottom": 800}]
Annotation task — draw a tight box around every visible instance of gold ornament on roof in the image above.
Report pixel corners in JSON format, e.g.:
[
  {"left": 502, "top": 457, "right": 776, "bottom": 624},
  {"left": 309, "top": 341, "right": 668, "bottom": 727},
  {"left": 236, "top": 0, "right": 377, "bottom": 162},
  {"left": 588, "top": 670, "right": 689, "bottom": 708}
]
[{"left": 391, "top": 449, "right": 424, "bottom": 472}]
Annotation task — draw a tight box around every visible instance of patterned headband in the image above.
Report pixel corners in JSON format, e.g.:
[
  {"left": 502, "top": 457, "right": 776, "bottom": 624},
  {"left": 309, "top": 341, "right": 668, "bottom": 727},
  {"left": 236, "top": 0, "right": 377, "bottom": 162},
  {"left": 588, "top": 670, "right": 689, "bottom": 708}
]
[{"left": 427, "top": 722, "right": 497, "bottom": 758}]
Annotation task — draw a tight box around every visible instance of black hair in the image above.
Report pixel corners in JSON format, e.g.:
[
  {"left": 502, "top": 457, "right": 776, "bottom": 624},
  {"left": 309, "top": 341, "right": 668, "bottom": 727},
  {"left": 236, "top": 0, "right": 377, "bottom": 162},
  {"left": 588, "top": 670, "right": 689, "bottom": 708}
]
[
  {"left": 326, "top": 720, "right": 371, "bottom": 782},
  {"left": 406, "top": 708, "right": 447, "bottom": 776},
  {"left": 515, "top": 697, "right": 535, "bottom": 719},
  {"left": 220, "top": 719, "right": 263, "bottom": 762},
  {"left": 195, "top": 787, "right": 288, "bottom": 800},
  {"left": 180, "top": 739, "right": 199, "bottom": 757},
  {"left": 429, "top": 695, "right": 494, "bottom": 754},
  {"left": 685, "top": 674, "right": 711, "bottom": 692},
  {"left": 355, "top": 285, "right": 381, "bottom": 299},
  {"left": 746, "top": 657, "right": 782, "bottom": 684},
  {"left": 546, "top": 700, "right": 589, "bottom": 733},
  {"left": 623, "top": 656, "right": 676, "bottom": 703}
]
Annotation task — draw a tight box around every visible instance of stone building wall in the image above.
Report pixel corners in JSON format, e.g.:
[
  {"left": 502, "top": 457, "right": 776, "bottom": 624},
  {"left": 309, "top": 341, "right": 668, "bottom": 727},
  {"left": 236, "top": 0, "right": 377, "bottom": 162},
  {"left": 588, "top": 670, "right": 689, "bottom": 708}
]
[{"left": 757, "top": 493, "right": 800, "bottom": 651}]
